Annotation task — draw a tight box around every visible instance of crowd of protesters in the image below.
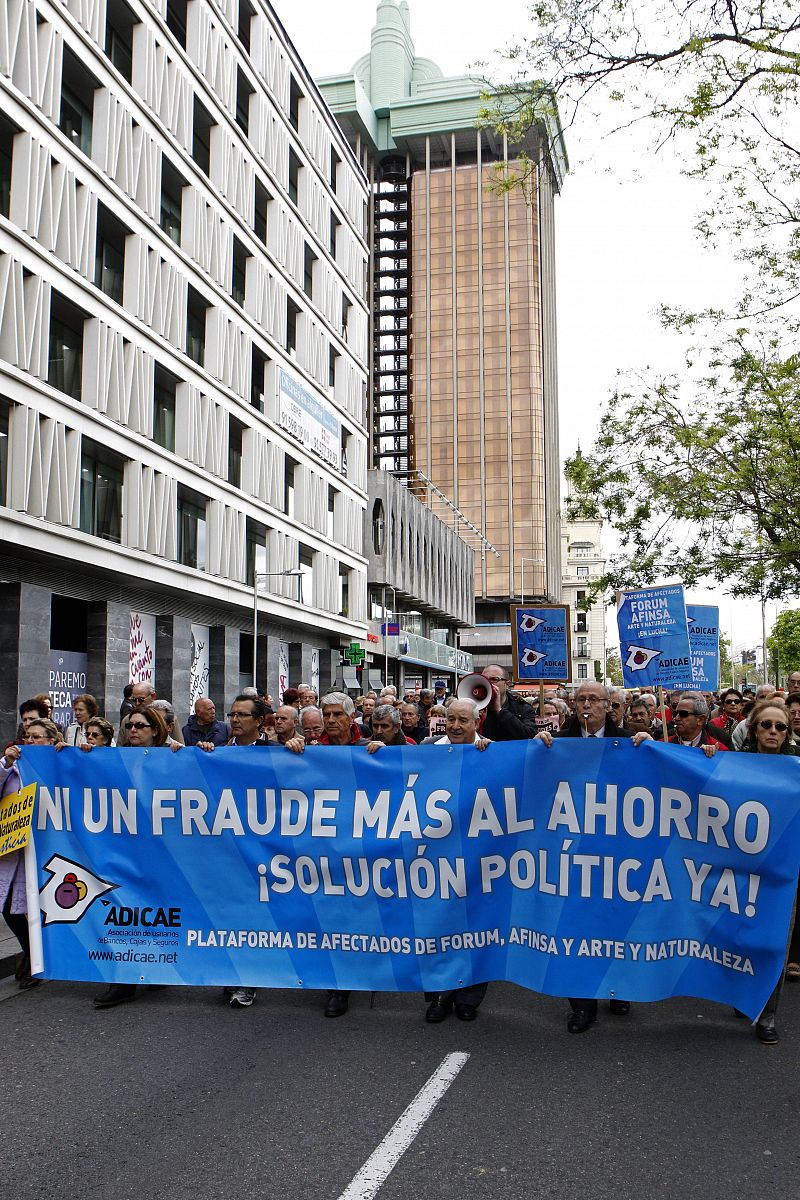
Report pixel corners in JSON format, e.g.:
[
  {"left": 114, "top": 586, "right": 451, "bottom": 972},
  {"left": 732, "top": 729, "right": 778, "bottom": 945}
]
[{"left": 2, "top": 669, "right": 798, "bottom": 1044}]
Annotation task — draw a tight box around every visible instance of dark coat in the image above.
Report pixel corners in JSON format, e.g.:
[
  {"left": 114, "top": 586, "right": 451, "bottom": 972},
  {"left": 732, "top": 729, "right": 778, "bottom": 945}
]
[
  {"left": 556, "top": 716, "right": 634, "bottom": 739},
  {"left": 480, "top": 691, "right": 538, "bottom": 741},
  {"left": 182, "top": 716, "right": 230, "bottom": 747}
]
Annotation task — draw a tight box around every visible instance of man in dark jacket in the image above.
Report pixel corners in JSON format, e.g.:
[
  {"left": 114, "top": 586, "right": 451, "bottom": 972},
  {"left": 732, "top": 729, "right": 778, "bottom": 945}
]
[
  {"left": 182, "top": 697, "right": 229, "bottom": 747},
  {"left": 480, "top": 665, "right": 538, "bottom": 740},
  {"left": 535, "top": 682, "right": 653, "bottom": 1034}
]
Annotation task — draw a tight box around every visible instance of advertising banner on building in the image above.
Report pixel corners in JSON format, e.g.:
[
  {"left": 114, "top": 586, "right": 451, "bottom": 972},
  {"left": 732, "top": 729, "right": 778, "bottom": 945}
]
[
  {"left": 19, "top": 742, "right": 800, "bottom": 1020},
  {"left": 129, "top": 613, "right": 156, "bottom": 684},
  {"left": 189, "top": 624, "right": 210, "bottom": 709},
  {"left": 510, "top": 604, "right": 571, "bottom": 682},
  {"left": 278, "top": 367, "right": 340, "bottom": 469},
  {"left": 48, "top": 650, "right": 88, "bottom": 729},
  {"left": 686, "top": 604, "right": 721, "bottom": 691},
  {"left": 278, "top": 642, "right": 290, "bottom": 703},
  {"left": 618, "top": 584, "right": 693, "bottom": 690}
]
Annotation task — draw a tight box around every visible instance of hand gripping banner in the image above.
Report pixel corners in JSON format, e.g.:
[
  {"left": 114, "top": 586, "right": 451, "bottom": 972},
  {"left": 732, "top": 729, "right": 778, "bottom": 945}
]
[{"left": 19, "top": 742, "right": 800, "bottom": 1020}]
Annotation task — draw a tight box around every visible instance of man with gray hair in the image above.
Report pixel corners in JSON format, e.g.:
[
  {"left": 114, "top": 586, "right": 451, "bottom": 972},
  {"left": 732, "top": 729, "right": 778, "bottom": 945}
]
[
  {"left": 419, "top": 696, "right": 491, "bottom": 1025},
  {"left": 367, "top": 703, "right": 414, "bottom": 748},
  {"left": 299, "top": 705, "right": 324, "bottom": 744},
  {"left": 268, "top": 704, "right": 300, "bottom": 746},
  {"left": 669, "top": 692, "right": 730, "bottom": 756},
  {"left": 284, "top": 691, "right": 373, "bottom": 1019},
  {"left": 608, "top": 689, "right": 628, "bottom": 730}
]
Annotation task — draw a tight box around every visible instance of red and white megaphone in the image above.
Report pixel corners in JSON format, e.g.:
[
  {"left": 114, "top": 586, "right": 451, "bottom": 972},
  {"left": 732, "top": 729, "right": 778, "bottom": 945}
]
[{"left": 456, "top": 673, "right": 494, "bottom": 711}]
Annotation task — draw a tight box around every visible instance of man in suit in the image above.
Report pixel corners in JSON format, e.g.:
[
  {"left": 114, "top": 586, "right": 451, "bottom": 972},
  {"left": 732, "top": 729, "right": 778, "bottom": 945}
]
[{"left": 536, "top": 682, "right": 653, "bottom": 1033}]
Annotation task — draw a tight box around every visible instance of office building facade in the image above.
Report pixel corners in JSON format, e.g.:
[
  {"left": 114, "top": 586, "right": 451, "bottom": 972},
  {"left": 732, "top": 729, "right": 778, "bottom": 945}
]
[
  {"left": 0, "top": 0, "right": 371, "bottom": 738},
  {"left": 318, "top": 0, "right": 567, "bottom": 627}
]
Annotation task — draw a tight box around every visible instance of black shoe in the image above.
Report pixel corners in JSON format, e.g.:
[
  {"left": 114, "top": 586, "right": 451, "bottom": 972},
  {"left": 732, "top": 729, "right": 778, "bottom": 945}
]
[
  {"left": 425, "top": 995, "right": 454, "bottom": 1023},
  {"left": 567, "top": 1007, "right": 596, "bottom": 1034},
  {"left": 14, "top": 952, "right": 31, "bottom": 982},
  {"left": 609, "top": 999, "right": 630, "bottom": 1016},
  {"left": 18, "top": 975, "right": 41, "bottom": 991},
  {"left": 324, "top": 990, "right": 349, "bottom": 1018},
  {"left": 93, "top": 984, "right": 137, "bottom": 1009},
  {"left": 756, "top": 1016, "right": 779, "bottom": 1044},
  {"left": 454, "top": 1003, "right": 477, "bottom": 1022}
]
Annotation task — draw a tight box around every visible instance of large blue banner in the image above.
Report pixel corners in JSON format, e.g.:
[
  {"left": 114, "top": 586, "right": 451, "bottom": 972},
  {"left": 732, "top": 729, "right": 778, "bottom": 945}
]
[
  {"left": 19, "top": 743, "right": 800, "bottom": 1019},
  {"left": 618, "top": 584, "right": 693, "bottom": 689}
]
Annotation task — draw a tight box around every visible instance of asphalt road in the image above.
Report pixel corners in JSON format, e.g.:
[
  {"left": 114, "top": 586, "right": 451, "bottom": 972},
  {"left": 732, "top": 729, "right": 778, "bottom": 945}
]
[{"left": 2, "top": 978, "right": 798, "bottom": 1199}]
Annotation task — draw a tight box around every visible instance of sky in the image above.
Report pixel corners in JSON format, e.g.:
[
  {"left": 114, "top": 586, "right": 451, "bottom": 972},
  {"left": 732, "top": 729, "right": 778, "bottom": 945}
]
[{"left": 282, "top": 0, "right": 782, "bottom": 667}]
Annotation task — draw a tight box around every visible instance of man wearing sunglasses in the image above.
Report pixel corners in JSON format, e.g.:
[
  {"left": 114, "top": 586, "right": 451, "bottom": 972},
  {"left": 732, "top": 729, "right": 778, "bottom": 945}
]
[{"left": 668, "top": 693, "right": 730, "bottom": 756}]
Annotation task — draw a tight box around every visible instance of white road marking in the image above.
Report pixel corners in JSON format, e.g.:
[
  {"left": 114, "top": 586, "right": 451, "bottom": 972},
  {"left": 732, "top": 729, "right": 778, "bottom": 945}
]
[{"left": 336, "top": 1051, "right": 470, "bottom": 1200}]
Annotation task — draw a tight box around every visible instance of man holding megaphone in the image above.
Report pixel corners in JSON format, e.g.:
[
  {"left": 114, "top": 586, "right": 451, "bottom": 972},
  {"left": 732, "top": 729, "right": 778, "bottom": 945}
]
[{"left": 454, "top": 665, "right": 537, "bottom": 741}]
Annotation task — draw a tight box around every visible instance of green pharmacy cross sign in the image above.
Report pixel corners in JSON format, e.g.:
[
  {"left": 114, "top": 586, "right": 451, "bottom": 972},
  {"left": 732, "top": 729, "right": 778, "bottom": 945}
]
[{"left": 342, "top": 643, "right": 366, "bottom": 666}]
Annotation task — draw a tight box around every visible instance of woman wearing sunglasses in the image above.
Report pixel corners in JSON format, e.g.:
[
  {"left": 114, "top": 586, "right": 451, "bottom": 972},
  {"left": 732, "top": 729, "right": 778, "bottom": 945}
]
[
  {"left": 709, "top": 688, "right": 745, "bottom": 736},
  {"left": 93, "top": 705, "right": 174, "bottom": 1010},
  {"left": 740, "top": 698, "right": 798, "bottom": 1044}
]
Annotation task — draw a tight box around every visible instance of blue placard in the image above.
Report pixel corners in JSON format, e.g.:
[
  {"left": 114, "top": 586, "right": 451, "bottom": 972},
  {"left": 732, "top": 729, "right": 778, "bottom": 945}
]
[
  {"left": 513, "top": 605, "right": 570, "bottom": 681},
  {"left": 18, "top": 742, "right": 800, "bottom": 1020},
  {"left": 687, "top": 604, "right": 720, "bottom": 690},
  {"left": 618, "top": 584, "right": 693, "bottom": 690}
]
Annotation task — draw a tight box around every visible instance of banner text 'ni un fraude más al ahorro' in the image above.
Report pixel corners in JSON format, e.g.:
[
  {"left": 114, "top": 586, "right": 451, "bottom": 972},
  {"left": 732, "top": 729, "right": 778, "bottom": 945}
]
[{"left": 18, "top": 742, "right": 800, "bottom": 1020}]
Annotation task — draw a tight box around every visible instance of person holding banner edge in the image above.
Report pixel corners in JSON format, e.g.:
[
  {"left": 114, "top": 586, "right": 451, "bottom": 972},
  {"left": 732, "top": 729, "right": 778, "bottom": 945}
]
[
  {"left": 535, "top": 681, "right": 653, "bottom": 1033},
  {"left": 479, "top": 665, "right": 538, "bottom": 741}
]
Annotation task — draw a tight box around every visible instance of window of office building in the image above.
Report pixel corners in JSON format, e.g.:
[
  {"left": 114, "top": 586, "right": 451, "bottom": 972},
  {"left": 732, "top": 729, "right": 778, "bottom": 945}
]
[
  {"left": 165, "top": 0, "right": 187, "bottom": 46},
  {"left": 245, "top": 517, "right": 267, "bottom": 586},
  {"left": 577, "top": 636, "right": 588, "bottom": 657},
  {"left": 0, "top": 115, "right": 20, "bottom": 219},
  {"left": 251, "top": 344, "right": 267, "bottom": 411},
  {"left": 232, "top": 237, "right": 249, "bottom": 307},
  {"left": 238, "top": 0, "right": 254, "bottom": 52},
  {"left": 330, "top": 148, "right": 340, "bottom": 191},
  {"left": 80, "top": 441, "right": 124, "bottom": 542},
  {"left": 329, "top": 346, "right": 339, "bottom": 390},
  {"left": 288, "top": 147, "right": 300, "bottom": 205},
  {"left": 160, "top": 158, "right": 185, "bottom": 245},
  {"left": 0, "top": 399, "right": 10, "bottom": 505},
  {"left": 576, "top": 566, "right": 589, "bottom": 579},
  {"left": 105, "top": 0, "right": 137, "bottom": 82},
  {"left": 327, "top": 486, "right": 336, "bottom": 539},
  {"left": 48, "top": 291, "right": 86, "bottom": 400},
  {"left": 303, "top": 243, "right": 316, "bottom": 300},
  {"left": 286, "top": 297, "right": 300, "bottom": 355},
  {"left": 60, "top": 49, "right": 99, "bottom": 156},
  {"left": 153, "top": 364, "right": 177, "bottom": 452},
  {"left": 254, "top": 178, "right": 270, "bottom": 244},
  {"left": 299, "top": 546, "right": 314, "bottom": 606},
  {"left": 340, "top": 428, "right": 349, "bottom": 477},
  {"left": 177, "top": 485, "right": 207, "bottom": 569},
  {"left": 577, "top": 663, "right": 588, "bottom": 680},
  {"left": 289, "top": 77, "right": 303, "bottom": 132},
  {"left": 192, "top": 97, "right": 214, "bottom": 177},
  {"left": 284, "top": 458, "right": 296, "bottom": 518},
  {"left": 228, "top": 415, "right": 243, "bottom": 488},
  {"left": 236, "top": 68, "right": 254, "bottom": 136},
  {"left": 94, "top": 203, "right": 129, "bottom": 305},
  {"left": 342, "top": 295, "right": 351, "bottom": 336},
  {"left": 186, "top": 286, "right": 209, "bottom": 366},
  {"left": 329, "top": 211, "right": 340, "bottom": 258},
  {"left": 338, "top": 565, "right": 350, "bottom": 618}
]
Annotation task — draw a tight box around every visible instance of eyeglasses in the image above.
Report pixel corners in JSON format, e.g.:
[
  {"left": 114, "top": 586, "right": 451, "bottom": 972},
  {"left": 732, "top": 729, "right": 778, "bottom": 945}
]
[
  {"left": 131, "top": 695, "right": 152, "bottom": 704},
  {"left": 673, "top": 711, "right": 697, "bottom": 719},
  {"left": 577, "top": 696, "right": 606, "bottom": 704},
  {"left": 227, "top": 710, "right": 256, "bottom": 719},
  {"left": 127, "top": 721, "right": 151, "bottom": 731},
  {"left": 610, "top": 702, "right": 623, "bottom": 709},
  {"left": 758, "top": 720, "right": 788, "bottom": 733}
]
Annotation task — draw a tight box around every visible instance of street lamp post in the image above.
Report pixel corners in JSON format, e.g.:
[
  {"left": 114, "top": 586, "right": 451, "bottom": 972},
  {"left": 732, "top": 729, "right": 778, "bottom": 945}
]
[{"left": 252, "top": 569, "right": 303, "bottom": 686}]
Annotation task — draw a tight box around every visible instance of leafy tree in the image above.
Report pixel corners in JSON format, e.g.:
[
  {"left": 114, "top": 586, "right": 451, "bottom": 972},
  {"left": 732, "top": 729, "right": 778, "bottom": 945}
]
[
  {"left": 767, "top": 608, "right": 800, "bottom": 679},
  {"left": 605, "top": 649, "right": 622, "bottom": 686},
  {"left": 482, "top": 0, "right": 800, "bottom": 322},
  {"left": 564, "top": 342, "right": 800, "bottom": 600}
]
